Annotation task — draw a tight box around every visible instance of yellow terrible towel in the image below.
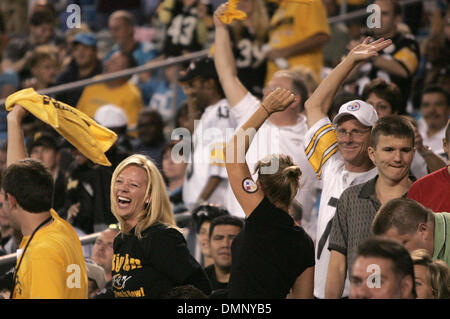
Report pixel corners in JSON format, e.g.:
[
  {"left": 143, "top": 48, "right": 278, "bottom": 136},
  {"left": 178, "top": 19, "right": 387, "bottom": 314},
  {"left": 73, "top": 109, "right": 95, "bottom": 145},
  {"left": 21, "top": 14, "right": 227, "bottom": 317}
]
[
  {"left": 6, "top": 88, "right": 117, "bottom": 166},
  {"left": 218, "top": 0, "right": 247, "bottom": 24}
]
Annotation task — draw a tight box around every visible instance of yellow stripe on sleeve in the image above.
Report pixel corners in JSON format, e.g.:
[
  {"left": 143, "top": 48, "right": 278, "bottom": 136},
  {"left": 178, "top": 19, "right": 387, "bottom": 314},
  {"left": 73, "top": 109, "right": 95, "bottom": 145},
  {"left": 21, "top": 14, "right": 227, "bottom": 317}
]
[
  {"left": 393, "top": 47, "right": 418, "bottom": 75},
  {"left": 316, "top": 145, "right": 338, "bottom": 179},
  {"left": 307, "top": 129, "right": 337, "bottom": 175},
  {"left": 305, "top": 123, "right": 335, "bottom": 156}
]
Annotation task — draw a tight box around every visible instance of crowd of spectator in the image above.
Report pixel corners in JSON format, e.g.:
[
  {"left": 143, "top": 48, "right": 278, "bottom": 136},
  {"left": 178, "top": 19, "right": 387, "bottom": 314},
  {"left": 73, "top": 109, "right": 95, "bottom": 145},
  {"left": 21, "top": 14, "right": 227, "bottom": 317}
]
[{"left": 0, "top": 0, "right": 449, "bottom": 299}]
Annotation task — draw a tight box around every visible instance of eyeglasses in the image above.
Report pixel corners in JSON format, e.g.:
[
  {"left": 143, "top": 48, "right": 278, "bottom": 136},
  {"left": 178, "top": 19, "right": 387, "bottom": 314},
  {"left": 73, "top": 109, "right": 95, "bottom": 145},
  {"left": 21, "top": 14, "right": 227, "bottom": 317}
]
[{"left": 336, "top": 128, "right": 371, "bottom": 139}]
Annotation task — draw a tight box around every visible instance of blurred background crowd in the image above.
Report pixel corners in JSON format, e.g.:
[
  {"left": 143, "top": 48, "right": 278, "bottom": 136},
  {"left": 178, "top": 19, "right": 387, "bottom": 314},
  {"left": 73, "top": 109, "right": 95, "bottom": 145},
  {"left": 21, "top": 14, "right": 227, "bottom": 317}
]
[{"left": 0, "top": 0, "right": 449, "bottom": 298}]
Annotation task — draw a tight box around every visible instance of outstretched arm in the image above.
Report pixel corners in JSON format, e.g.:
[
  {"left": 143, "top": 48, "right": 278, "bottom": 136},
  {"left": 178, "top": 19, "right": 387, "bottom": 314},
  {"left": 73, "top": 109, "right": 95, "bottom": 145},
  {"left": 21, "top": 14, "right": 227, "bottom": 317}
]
[
  {"left": 304, "top": 37, "right": 392, "bottom": 128},
  {"left": 372, "top": 56, "right": 409, "bottom": 78},
  {"left": 213, "top": 3, "right": 248, "bottom": 107},
  {"left": 225, "top": 88, "right": 295, "bottom": 217},
  {"left": 196, "top": 176, "right": 223, "bottom": 204},
  {"left": 6, "top": 104, "right": 28, "bottom": 166}
]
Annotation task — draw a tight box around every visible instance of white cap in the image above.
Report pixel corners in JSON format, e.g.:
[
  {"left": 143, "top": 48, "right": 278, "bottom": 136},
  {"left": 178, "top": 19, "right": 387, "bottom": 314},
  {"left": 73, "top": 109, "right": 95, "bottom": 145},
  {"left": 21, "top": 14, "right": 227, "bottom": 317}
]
[
  {"left": 94, "top": 104, "right": 128, "bottom": 128},
  {"left": 332, "top": 100, "right": 378, "bottom": 127}
]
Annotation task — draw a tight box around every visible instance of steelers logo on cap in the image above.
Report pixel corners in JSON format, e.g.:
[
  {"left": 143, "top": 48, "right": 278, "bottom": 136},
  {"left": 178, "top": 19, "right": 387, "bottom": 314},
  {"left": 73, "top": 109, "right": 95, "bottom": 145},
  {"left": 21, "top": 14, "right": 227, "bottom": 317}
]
[
  {"left": 242, "top": 178, "right": 258, "bottom": 193},
  {"left": 347, "top": 101, "right": 360, "bottom": 111}
]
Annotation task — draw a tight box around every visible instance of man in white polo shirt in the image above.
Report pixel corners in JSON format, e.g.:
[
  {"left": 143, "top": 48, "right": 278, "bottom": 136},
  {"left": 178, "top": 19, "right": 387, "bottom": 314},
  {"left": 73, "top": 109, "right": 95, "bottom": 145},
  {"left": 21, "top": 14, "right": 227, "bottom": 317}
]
[
  {"left": 213, "top": 4, "right": 320, "bottom": 239},
  {"left": 303, "top": 37, "right": 392, "bottom": 298}
]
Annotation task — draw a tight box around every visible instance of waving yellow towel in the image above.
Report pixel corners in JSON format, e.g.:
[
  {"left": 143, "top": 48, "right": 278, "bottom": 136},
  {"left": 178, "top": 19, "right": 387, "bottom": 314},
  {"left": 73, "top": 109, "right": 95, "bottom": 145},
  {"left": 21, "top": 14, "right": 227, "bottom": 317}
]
[
  {"left": 6, "top": 88, "right": 117, "bottom": 166},
  {"left": 218, "top": 0, "right": 247, "bottom": 24}
]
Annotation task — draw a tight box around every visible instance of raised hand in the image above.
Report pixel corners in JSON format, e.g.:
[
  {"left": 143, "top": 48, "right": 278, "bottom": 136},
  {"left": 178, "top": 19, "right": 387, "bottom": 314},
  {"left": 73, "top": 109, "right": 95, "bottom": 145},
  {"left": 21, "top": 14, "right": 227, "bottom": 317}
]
[
  {"left": 347, "top": 37, "right": 392, "bottom": 64},
  {"left": 213, "top": 3, "right": 228, "bottom": 28},
  {"left": 261, "top": 87, "right": 295, "bottom": 114},
  {"left": 67, "top": 202, "right": 81, "bottom": 223},
  {"left": 214, "top": 1, "right": 246, "bottom": 26},
  {"left": 411, "top": 122, "right": 428, "bottom": 155},
  {"left": 7, "top": 103, "right": 28, "bottom": 122}
]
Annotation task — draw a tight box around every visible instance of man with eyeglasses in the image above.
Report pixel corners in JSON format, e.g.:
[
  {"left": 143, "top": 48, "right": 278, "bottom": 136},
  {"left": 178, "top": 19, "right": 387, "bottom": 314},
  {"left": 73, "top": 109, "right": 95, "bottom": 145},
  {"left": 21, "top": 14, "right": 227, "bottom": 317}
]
[{"left": 302, "top": 37, "right": 392, "bottom": 299}]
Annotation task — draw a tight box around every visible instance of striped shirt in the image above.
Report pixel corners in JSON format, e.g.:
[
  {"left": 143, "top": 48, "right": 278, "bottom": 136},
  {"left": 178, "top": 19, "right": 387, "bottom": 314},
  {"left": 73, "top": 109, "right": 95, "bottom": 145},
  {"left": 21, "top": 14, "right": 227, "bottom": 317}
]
[{"left": 304, "top": 117, "right": 378, "bottom": 298}]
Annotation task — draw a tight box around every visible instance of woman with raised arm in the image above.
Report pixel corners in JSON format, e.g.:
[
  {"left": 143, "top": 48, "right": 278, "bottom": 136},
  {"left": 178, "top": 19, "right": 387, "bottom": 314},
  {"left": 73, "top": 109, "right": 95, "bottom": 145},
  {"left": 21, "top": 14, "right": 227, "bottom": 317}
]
[{"left": 225, "top": 88, "right": 315, "bottom": 299}]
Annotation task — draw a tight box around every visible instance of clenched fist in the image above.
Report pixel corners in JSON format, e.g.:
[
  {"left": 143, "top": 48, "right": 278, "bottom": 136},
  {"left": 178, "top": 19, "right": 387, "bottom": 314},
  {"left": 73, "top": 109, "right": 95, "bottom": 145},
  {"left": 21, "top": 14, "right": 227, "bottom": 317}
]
[{"left": 261, "top": 87, "right": 295, "bottom": 114}]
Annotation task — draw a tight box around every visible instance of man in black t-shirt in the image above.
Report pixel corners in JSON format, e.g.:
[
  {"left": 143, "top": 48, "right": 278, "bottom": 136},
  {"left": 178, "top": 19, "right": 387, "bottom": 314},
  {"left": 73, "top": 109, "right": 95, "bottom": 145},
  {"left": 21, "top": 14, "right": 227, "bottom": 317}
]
[
  {"left": 204, "top": 215, "right": 243, "bottom": 295},
  {"left": 162, "top": 0, "right": 209, "bottom": 57}
]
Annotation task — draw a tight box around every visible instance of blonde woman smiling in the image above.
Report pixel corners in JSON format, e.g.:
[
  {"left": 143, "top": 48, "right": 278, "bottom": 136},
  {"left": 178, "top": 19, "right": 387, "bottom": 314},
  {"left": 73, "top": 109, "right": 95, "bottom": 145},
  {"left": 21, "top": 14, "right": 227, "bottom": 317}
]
[{"left": 110, "top": 154, "right": 211, "bottom": 298}]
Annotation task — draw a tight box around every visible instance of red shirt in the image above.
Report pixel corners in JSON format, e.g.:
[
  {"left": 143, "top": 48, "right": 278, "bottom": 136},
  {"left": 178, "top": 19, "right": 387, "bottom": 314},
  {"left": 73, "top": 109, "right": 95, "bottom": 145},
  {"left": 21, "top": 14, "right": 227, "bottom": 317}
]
[{"left": 407, "top": 166, "right": 450, "bottom": 212}]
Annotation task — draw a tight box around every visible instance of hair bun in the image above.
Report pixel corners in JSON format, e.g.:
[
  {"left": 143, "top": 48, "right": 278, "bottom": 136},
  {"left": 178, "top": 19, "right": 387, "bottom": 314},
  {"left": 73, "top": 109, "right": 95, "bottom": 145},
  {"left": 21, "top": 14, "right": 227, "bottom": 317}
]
[{"left": 283, "top": 165, "right": 301, "bottom": 179}]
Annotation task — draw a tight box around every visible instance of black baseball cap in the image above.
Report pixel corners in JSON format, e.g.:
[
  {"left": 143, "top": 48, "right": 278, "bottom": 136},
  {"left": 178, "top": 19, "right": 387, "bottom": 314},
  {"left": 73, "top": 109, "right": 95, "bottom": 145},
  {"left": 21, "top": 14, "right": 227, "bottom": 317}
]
[
  {"left": 28, "top": 133, "right": 60, "bottom": 152},
  {"left": 191, "top": 204, "right": 229, "bottom": 233},
  {"left": 178, "top": 57, "right": 219, "bottom": 82}
]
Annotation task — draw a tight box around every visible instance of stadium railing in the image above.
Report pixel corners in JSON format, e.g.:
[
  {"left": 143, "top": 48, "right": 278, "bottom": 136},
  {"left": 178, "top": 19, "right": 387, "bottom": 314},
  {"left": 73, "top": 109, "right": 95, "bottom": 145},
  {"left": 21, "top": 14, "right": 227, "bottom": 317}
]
[{"left": 0, "top": 0, "right": 426, "bottom": 270}]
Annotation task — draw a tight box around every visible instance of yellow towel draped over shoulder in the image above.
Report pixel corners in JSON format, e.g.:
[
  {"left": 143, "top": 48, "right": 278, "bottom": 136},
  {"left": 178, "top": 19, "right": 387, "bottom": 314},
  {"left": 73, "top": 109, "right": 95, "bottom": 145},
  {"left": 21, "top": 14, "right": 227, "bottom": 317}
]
[{"left": 5, "top": 88, "right": 117, "bottom": 166}]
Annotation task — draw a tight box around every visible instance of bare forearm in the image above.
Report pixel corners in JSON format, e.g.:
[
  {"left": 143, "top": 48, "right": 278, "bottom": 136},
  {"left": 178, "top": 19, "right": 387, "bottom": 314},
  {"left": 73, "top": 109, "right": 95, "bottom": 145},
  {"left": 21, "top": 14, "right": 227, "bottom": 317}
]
[
  {"left": 325, "top": 251, "right": 347, "bottom": 299},
  {"left": 6, "top": 116, "right": 27, "bottom": 166},
  {"left": 213, "top": 26, "right": 247, "bottom": 107},
  {"left": 213, "top": 4, "right": 249, "bottom": 107},
  {"left": 226, "top": 106, "right": 267, "bottom": 164},
  {"left": 198, "top": 176, "right": 223, "bottom": 201},
  {"left": 305, "top": 57, "right": 356, "bottom": 127},
  {"left": 419, "top": 150, "right": 447, "bottom": 173},
  {"left": 372, "top": 56, "right": 408, "bottom": 78},
  {"left": 290, "top": 266, "right": 314, "bottom": 299},
  {"left": 325, "top": 267, "right": 346, "bottom": 298},
  {"left": 214, "top": 26, "right": 237, "bottom": 79}
]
